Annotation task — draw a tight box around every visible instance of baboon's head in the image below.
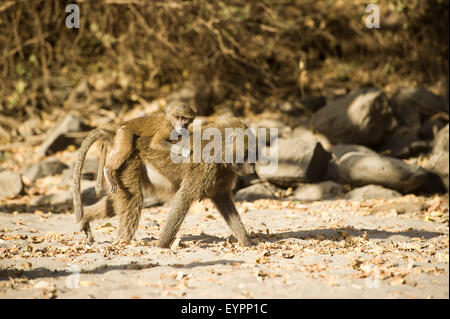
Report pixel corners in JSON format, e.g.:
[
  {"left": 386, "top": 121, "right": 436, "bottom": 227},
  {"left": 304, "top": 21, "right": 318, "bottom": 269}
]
[{"left": 166, "top": 103, "right": 197, "bottom": 133}]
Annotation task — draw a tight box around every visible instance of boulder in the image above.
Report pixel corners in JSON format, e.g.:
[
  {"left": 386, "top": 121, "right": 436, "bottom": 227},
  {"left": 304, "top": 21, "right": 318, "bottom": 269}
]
[
  {"left": 249, "top": 118, "right": 291, "bottom": 144},
  {"left": 419, "top": 118, "right": 447, "bottom": 140},
  {"left": 29, "top": 186, "right": 101, "bottom": 207},
  {"left": 329, "top": 144, "right": 427, "bottom": 193},
  {"left": 375, "top": 135, "right": 430, "bottom": 158},
  {"left": 292, "top": 181, "right": 345, "bottom": 201},
  {"left": 424, "top": 124, "right": 449, "bottom": 191},
  {"left": 234, "top": 183, "right": 276, "bottom": 201},
  {"left": 234, "top": 173, "right": 261, "bottom": 192},
  {"left": 61, "top": 157, "right": 100, "bottom": 186},
  {"left": 344, "top": 185, "right": 402, "bottom": 200},
  {"left": 30, "top": 191, "right": 73, "bottom": 206},
  {"left": 391, "top": 99, "right": 422, "bottom": 130},
  {"left": 330, "top": 144, "right": 375, "bottom": 158},
  {"left": 0, "top": 170, "right": 23, "bottom": 198},
  {"left": 390, "top": 87, "right": 449, "bottom": 117},
  {"left": 311, "top": 88, "right": 396, "bottom": 146},
  {"left": 298, "top": 95, "right": 326, "bottom": 113},
  {"left": 37, "top": 114, "right": 91, "bottom": 156},
  {"left": 432, "top": 124, "right": 449, "bottom": 153},
  {"left": 22, "top": 158, "right": 68, "bottom": 181},
  {"left": 256, "top": 137, "right": 331, "bottom": 187},
  {"left": 291, "top": 126, "right": 331, "bottom": 150}
]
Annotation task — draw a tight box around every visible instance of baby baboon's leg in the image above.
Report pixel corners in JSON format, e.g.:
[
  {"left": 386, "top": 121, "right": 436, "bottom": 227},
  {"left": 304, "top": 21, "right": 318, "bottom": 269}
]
[
  {"left": 80, "top": 197, "right": 115, "bottom": 243},
  {"left": 158, "top": 183, "right": 195, "bottom": 248},
  {"left": 104, "top": 125, "right": 134, "bottom": 193},
  {"left": 211, "top": 194, "right": 252, "bottom": 246}
]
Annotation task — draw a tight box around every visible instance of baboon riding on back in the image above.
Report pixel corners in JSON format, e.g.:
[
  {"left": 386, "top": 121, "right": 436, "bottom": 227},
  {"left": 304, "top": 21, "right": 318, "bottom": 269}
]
[{"left": 73, "top": 116, "right": 256, "bottom": 248}]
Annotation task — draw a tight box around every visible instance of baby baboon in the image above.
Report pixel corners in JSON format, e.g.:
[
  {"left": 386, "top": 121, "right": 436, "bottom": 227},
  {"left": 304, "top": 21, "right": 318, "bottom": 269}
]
[
  {"left": 102, "top": 103, "right": 197, "bottom": 194},
  {"left": 73, "top": 118, "right": 255, "bottom": 247}
]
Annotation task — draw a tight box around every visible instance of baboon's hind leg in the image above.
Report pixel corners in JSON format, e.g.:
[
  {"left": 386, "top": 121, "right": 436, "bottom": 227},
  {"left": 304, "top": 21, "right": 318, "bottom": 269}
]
[
  {"left": 114, "top": 156, "right": 144, "bottom": 243},
  {"left": 116, "top": 192, "right": 143, "bottom": 242},
  {"left": 212, "top": 194, "right": 252, "bottom": 246},
  {"left": 80, "top": 197, "right": 115, "bottom": 243}
]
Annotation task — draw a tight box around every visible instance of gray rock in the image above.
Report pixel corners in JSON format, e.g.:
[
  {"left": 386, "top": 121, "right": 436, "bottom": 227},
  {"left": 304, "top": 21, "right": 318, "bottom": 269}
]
[
  {"left": 299, "top": 95, "right": 326, "bottom": 113},
  {"left": 291, "top": 126, "right": 331, "bottom": 150},
  {"left": 390, "top": 87, "right": 449, "bottom": 117},
  {"left": 389, "top": 94, "right": 422, "bottom": 136},
  {"left": 70, "top": 156, "right": 99, "bottom": 176},
  {"left": 23, "top": 158, "right": 68, "bottom": 181},
  {"left": 329, "top": 144, "right": 427, "bottom": 192},
  {"left": 376, "top": 135, "right": 430, "bottom": 159},
  {"left": 256, "top": 137, "right": 331, "bottom": 187},
  {"left": 393, "top": 126, "right": 420, "bottom": 139},
  {"left": 234, "top": 183, "right": 276, "bottom": 201},
  {"left": 73, "top": 181, "right": 103, "bottom": 206},
  {"left": 30, "top": 180, "right": 100, "bottom": 208},
  {"left": 29, "top": 191, "right": 73, "bottom": 206},
  {"left": 331, "top": 144, "right": 375, "bottom": 158},
  {"left": 37, "top": 114, "right": 90, "bottom": 156},
  {"left": 344, "top": 185, "right": 402, "bottom": 200},
  {"left": 432, "top": 124, "right": 449, "bottom": 153},
  {"left": 29, "top": 186, "right": 101, "bottom": 207},
  {"left": 0, "top": 171, "right": 23, "bottom": 198},
  {"left": 80, "top": 187, "right": 100, "bottom": 206},
  {"left": 419, "top": 118, "right": 447, "bottom": 140},
  {"left": 311, "top": 88, "right": 396, "bottom": 146},
  {"left": 234, "top": 173, "right": 261, "bottom": 192},
  {"left": 61, "top": 157, "right": 100, "bottom": 186},
  {"left": 249, "top": 118, "right": 291, "bottom": 144},
  {"left": 424, "top": 124, "right": 449, "bottom": 191},
  {"left": 417, "top": 171, "right": 448, "bottom": 195},
  {"left": 292, "top": 181, "right": 345, "bottom": 201}
]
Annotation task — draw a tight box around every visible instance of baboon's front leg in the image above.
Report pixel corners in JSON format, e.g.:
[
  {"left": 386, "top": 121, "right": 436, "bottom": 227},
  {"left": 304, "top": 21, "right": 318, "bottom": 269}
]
[
  {"left": 212, "top": 194, "right": 252, "bottom": 246},
  {"left": 157, "top": 184, "right": 194, "bottom": 248}
]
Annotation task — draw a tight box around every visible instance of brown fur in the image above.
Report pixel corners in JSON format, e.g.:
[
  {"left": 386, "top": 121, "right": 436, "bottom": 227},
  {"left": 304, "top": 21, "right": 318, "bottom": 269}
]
[
  {"left": 73, "top": 118, "right": 254, "bottom": 248},
  {"left": 101, "top": 103, "right": 196, "bottom": 194}
]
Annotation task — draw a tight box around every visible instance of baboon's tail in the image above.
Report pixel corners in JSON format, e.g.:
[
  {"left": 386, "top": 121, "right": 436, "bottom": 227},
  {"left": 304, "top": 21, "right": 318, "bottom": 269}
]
[
  {"left": 95, "top": 142, "right": 108, "bottom": 197},
  {"left": 73, "top": 128, "right": 113, "bottom": 223}
]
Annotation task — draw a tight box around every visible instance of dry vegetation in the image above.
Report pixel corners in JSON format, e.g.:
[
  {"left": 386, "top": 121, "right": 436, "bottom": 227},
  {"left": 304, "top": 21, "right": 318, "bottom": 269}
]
[{"left": 0, "top": 0, "right": 448, "bottom": 124}]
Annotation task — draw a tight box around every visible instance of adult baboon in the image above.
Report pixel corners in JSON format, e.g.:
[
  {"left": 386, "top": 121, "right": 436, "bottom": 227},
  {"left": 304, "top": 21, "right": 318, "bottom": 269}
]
[{"left": 73, "top": 118, "right": 255, "bottom": 248}]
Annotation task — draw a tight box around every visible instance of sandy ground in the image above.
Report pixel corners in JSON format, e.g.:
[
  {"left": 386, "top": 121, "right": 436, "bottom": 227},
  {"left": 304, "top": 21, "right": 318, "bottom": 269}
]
[{"left": 0, "top": 195, "right": 448, "bottom": 299}]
